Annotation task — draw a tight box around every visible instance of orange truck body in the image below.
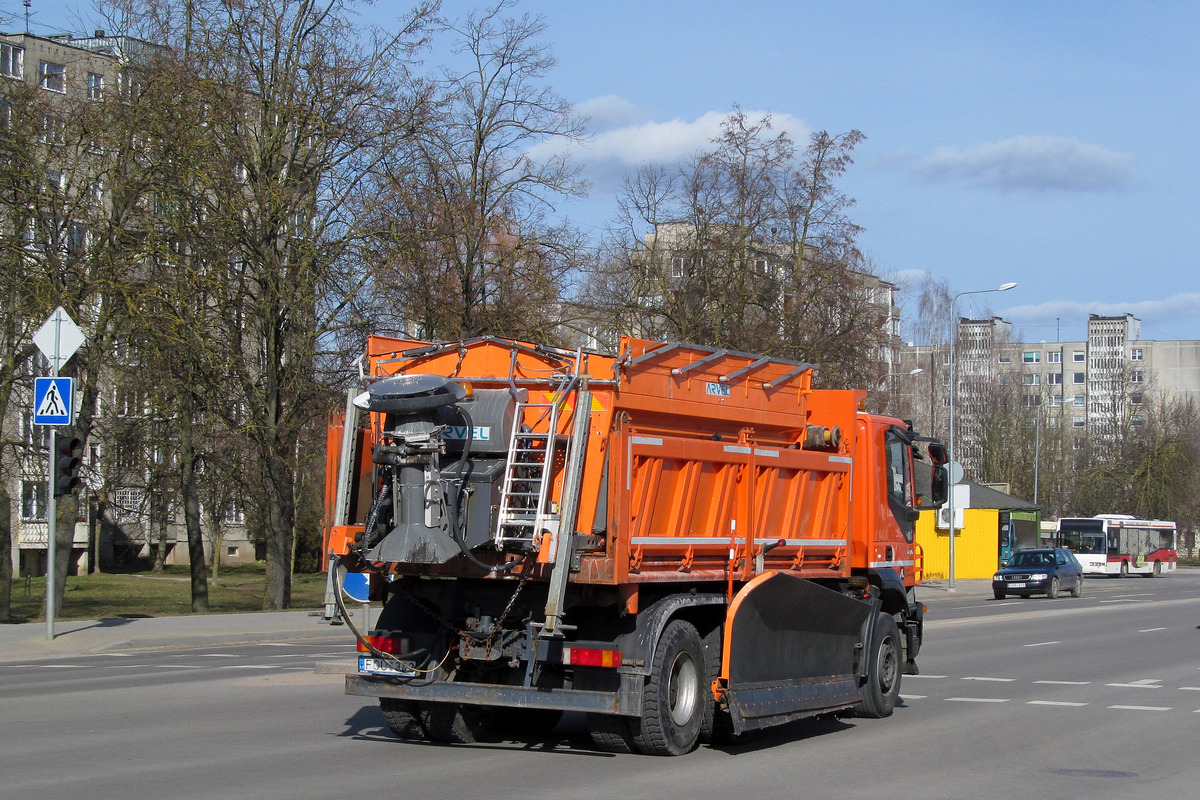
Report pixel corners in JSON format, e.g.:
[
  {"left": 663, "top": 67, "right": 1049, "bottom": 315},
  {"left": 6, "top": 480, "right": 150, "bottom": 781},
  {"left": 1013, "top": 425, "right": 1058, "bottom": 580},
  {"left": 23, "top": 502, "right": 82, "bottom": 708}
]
[{"left": 325, "top": 335, "right": 944, "bottom": 755}]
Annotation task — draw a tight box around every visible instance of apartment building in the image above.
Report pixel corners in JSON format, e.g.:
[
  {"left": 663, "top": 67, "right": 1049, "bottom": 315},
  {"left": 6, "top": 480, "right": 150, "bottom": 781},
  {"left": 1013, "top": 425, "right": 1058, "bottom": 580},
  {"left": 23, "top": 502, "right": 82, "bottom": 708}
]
[
  {"left": 2, "top": 31, "right": 254, "bottom": 578},
  {"left": 900, "top": 312, "right": 1200, "bottom": 477}
]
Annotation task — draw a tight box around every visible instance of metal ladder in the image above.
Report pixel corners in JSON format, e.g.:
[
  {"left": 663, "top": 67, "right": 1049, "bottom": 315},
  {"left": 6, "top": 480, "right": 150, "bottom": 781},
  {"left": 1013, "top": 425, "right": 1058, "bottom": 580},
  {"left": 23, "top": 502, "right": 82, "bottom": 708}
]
[{"left": 494, "top": 400, "right": 562, "bottom": 549}]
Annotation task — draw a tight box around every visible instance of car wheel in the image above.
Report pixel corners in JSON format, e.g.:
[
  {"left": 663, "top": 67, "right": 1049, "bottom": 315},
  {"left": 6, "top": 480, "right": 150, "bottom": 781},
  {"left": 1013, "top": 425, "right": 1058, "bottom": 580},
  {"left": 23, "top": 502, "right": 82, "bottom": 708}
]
[
  {"left": 993, "top": 591, "right": 1006, "bottom": 600},
  {"left": 1071, "top": 576, "right": 1083, "bottom": 597},
  {"left": 1046, "top": 576, "right": 1060, "bottom": 599}
]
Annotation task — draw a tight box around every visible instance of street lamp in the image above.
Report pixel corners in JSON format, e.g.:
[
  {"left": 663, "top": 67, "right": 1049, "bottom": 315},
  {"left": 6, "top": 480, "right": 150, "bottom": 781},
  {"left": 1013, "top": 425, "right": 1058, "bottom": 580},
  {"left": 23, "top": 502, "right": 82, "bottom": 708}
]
[
  {"left": 877, "top": 367, "right": 923, "bottom": 390},
  {"left": 947, "top": 281, "right": 1017, "bottom": 589}
]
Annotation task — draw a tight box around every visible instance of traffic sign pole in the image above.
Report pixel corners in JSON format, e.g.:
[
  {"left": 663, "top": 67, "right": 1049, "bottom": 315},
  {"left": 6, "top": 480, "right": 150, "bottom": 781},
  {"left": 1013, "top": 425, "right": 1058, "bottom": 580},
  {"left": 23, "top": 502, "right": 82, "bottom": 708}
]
[{"left": 34, "top": 307, "right": 84, "bottom": 642}]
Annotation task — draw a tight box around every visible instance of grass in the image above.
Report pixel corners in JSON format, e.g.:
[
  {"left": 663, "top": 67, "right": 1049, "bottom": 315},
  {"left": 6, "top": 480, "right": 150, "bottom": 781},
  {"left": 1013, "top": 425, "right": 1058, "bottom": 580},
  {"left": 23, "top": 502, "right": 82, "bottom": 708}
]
[{"left": 5, "top": 563, "right": 328, "bottom": 624}]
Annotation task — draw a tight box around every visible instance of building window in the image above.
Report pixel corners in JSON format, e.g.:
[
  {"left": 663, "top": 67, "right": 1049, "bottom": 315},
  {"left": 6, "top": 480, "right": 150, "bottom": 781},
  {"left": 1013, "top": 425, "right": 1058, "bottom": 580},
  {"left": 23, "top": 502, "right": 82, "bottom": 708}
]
[
  {"left": 1022, "top": 373, "right": 1040, "bottom": 385},
  {"left": 1073, "top": 351, "right": 1085, "bottom": 362},
  {"left": 1, "top": 43, "right": 22, "bottom": 79},
  {"left": 1131, "top": 370, "right": 1143, "bottom": 383},
  {"left": 1048, "top": 394, "right": 1063, "bottom": 407},
  {"left": 111, "top": 488, "right": 145, "bottom": 524},
  {"left": 1048, "top": 352, "right": 1062, "bottom": 364},
  {"left": 21, "top": 481, "right": 48, "bottom": 522},
  {"left": 1130, "top": 348, "right": 1143, "bottom": 361},
  {"left": 87, "top": 72, "right": 104, "bottom": 100},
  {"left": 1073, "top": 395, "right": 1085, "bottom": 407},
  {"left": 1023, "top": 352, "right": 1041, "bottom": 364},
  {"left": 39, "top": 61, "right": 65, "bottom": 93},
  {"left": 1131, "top": 392, "right": 1143, "bottom": 405},
  {"left": 1131, "top": 415, "right": 1144, "bottom": 427},
  {"left": 1048, "top": 373, "right": 1063, "bottom": 385},
  {"left": 226, "top": 546, "right": 240, "bottom": 558},
  {"left": 998, "top": 352, "right": 1011, "bottom": 363},
  {"left": 38, "top": 115, "right": 65, "bottom": 145},
  {"left": 45, "top": 170, "right": 62, "bottom": 195},
  {"left": 670, "top": 256, "right": 684, "bottom": 278},
  {"left": 1073, "top": 417, "right": 1086, "bottom": 428},
  {"left": 1073, "top": 372, "right": 1086, "bottom": 384},
  {"left": 1023, "top": 395, "right": 1041, "bottom": 407}
]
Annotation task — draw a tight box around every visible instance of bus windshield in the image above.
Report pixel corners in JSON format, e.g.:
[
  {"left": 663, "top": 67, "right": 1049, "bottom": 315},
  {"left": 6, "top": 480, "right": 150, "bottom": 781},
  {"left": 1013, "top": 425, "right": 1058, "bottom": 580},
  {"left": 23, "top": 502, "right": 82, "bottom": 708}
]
[{"left": 1058, "top": 525, "right": 1106, "bottom": 555}]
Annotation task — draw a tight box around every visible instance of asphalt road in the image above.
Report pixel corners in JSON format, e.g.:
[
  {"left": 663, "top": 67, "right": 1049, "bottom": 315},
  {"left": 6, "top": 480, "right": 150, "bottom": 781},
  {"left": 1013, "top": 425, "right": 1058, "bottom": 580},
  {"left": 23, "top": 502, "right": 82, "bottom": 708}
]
[{"left": 3, "top": 572, "right": 1198, "bottom": 800}]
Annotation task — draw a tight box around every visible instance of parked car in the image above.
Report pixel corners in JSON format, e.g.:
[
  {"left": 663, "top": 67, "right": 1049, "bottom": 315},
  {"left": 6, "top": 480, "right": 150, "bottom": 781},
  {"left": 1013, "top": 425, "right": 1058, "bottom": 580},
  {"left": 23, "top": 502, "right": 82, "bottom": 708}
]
[{"left": 993, "top": 547, "right": 1084, "bottom": 599}]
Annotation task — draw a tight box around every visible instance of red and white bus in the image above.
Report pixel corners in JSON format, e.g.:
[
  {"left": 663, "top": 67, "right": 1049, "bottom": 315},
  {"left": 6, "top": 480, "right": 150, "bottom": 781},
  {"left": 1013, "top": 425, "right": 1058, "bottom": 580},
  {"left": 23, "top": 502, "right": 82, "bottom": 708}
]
[{"left": 1055, "top": 515, "right": 1177, "bottom": 577}]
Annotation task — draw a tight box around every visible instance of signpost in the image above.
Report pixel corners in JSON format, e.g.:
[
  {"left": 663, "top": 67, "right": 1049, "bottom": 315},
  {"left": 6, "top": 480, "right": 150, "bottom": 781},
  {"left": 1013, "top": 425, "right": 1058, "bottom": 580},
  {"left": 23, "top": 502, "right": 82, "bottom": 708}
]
[{"left": 33, "top": 307, "right": 85, "bottom": 641}]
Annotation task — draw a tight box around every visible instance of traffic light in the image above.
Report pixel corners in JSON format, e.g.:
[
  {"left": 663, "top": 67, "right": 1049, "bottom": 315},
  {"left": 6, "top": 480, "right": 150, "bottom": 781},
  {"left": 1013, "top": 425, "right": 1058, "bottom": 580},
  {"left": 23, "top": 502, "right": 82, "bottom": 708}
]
[{"left": 54, "top": 435, "right": 83, "bottom": 497}]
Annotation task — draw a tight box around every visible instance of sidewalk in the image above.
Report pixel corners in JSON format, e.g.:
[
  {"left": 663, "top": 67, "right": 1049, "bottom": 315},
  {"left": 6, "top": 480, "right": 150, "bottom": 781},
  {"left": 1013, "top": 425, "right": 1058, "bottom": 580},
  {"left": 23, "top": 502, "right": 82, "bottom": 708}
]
[{"left": 0, "top": 607, "right": 354, "bottom": 663}]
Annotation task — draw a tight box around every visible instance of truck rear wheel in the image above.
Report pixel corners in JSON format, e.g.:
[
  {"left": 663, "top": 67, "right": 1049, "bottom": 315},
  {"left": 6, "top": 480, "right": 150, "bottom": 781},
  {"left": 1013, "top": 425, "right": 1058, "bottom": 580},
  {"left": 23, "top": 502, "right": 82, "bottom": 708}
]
[
  {"left": 380, "top": 698, "right": 426, "bottom": 740},
  {"left": 422, "top": 702, "right": 494, "bottom": 744},
  {"left": 852, "top": 613, "right": 902, "bottom": 719},
  {"left": 631, "top": 619, "right": 705, "bottom": 756}
]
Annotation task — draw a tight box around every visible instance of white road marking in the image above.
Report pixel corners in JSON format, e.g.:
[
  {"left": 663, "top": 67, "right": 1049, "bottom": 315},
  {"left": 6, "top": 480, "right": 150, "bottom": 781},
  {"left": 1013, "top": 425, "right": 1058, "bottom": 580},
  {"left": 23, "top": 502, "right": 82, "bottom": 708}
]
[
  {"left": 1024, "top": 641, "right": 1060, "bottom": 647},
  {"left": 899, "top": 694, "right": 927, "bottom": 700},
  {"left": 963, "top": 676, "right": 1015, "bottom": 682},
  {"left": 1178, "top": 687, "right": 1200, "bottom": 691},
  {"left": 1028, "top": 700, "right": 1088, "bottom": 707},
  {"left": 946, "top": 697, "right": 1010, "bottom": 703},
  {"left": 1035, "top": 680, "right": 1090, "bottom": 685},
  {"left": 1138, "top": 627, "right": 1167, "bottom": 633},
  {"left": 1108, "top": 705, "right": 1171, "bottom": 712},
  {"left": 1106, "top": 679, "right": 1162, "bottom": 688},
  {"left": 906, "top": 674, "right": 947, "bottom": 679}
]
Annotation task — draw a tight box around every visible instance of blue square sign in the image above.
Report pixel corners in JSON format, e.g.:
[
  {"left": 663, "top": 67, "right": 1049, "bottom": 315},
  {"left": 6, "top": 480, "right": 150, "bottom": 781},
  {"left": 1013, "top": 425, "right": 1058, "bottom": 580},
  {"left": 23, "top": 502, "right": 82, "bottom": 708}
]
[{"left": 34, "top": 377, "right": 73, "bottom": 425}]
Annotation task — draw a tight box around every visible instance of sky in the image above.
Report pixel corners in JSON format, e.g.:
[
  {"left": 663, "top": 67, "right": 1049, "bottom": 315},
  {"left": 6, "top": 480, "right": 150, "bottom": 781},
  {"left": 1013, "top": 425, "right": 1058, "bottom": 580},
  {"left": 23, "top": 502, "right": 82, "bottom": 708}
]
[{"left": 19, "top": 0, "right": 1200, "bottom": 343}]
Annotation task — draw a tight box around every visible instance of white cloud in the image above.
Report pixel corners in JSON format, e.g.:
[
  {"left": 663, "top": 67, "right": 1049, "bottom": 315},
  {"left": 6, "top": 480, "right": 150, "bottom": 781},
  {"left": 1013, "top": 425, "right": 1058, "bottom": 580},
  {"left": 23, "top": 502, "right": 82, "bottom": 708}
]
[
  {"left": 535, "top": 102, "right": 809, "bottom": 167},
  {"left": 1000, "top": 293, "right": 1200, "bottom": 338},
  {"left": 913, "top": 136, "right": 1136, "bottom": 192}
]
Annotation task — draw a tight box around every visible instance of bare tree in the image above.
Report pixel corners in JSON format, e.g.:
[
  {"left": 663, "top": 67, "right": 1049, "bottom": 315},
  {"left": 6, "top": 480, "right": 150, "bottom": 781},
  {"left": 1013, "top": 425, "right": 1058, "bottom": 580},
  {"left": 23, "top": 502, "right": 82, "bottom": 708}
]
[{"left": 368, "top": 0, "right": 587, "bottom": 342}]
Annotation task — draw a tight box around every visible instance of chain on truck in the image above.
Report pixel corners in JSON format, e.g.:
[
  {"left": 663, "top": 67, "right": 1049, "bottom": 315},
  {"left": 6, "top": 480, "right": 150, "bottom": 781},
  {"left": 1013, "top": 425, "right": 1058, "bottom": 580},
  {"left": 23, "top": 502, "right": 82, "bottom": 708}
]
[{"left": 321, "top": 335, "right": 949, "bottom": 755}]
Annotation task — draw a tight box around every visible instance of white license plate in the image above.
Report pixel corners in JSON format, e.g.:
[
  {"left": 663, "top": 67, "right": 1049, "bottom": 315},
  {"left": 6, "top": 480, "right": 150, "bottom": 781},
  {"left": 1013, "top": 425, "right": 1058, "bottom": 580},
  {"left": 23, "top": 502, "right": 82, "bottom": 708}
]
[
  {"left": 358, "top": 656, "right": 416, "bottom": 677},
  {"left": 1006, "top": 582, "right": 1027, "bottom": 588}
]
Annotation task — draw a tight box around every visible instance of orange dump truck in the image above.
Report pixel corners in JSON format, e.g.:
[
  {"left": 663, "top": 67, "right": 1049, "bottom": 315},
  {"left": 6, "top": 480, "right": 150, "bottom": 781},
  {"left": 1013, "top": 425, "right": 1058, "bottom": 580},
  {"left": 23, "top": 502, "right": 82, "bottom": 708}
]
[{"left": 323, "top": 335, "right": 947, "bottom": 755}]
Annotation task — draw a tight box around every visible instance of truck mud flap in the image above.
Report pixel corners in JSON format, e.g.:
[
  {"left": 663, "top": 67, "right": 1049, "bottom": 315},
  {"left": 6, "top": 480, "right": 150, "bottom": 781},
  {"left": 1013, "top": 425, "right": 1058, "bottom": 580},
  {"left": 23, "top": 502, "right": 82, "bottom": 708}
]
[{"left": 723, "top": 572, "right": 873, "bottom": 735}]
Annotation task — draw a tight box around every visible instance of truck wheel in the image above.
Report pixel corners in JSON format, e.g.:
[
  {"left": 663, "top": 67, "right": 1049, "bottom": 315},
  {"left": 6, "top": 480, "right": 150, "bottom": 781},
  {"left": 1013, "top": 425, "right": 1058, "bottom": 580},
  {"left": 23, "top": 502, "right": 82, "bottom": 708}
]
[
  {"left": 698, "top": 625, "right": 736, "bottom": 746},
  {"left": 585, "top": 713, "right": 637, "bottom": 753},
  {"left": 422, "top": 702, "right": 494, "bottom": 744},
  {"left": 379, "top": 698, "right": 426, "bottom": 740},
  {"left": 853, "top": 613, "right": 902, "bottom": 719},
  {"left": 632, "top": 619, "right": 705, "bottom": 756}
]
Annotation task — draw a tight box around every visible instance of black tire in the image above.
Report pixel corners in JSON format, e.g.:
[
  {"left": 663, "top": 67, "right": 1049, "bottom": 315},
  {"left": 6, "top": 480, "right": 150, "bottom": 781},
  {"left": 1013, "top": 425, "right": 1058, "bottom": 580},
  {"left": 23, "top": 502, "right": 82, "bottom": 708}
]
[
  {"left": 585, "top": 713, "right": 637, "bottom": 753},
  {"left": 631, "top": 619, "right": 705, "bottom": 756},
  {"left": 698, "top": 626, "right": 736, "bottom": 746},
  {"left": 853, "top": 613, "right": 902, "bottom": 719},
  {"left": 380, "top": 698, "right": 427, "bottom": 740},
  {"left": 993, "top": 591, "right": 1006, "bottom": 600},
  {"left": 1071, "top": 576, "right": 1083, "bottom": 597},
  {"left": 422, "top": 701, "right": 494, "bottom": 744},
  {"left": 1046, "top": 576, "right": 1060, "bottom": 599}
]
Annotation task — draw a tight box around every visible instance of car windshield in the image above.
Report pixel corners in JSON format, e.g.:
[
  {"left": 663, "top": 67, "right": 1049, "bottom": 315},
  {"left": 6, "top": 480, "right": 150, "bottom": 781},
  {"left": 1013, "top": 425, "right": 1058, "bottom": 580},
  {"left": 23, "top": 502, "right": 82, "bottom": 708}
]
[{"left": 1010, "top": 551, "right": 1053, "bottom": 568}]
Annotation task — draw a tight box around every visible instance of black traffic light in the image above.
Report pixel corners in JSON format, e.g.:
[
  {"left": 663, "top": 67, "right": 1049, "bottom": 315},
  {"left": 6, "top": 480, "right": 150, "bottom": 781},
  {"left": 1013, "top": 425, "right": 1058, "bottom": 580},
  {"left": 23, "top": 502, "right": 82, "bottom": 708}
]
[{"left": 54, "top": 435, "right": 83, "bottom": 497}]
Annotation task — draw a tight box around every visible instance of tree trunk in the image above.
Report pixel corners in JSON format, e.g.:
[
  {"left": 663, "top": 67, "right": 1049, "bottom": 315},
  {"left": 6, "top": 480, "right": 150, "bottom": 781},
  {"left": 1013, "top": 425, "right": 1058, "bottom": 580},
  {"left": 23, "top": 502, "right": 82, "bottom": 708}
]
[
  {"left": 261, "top": 450, "right": 295, "bottom": 610},
  {"left": 0, "top": 485, "right": 12, "bottom": 622},
  {"left": 178, "top": 411, "right": 209, "bottom": 611}
]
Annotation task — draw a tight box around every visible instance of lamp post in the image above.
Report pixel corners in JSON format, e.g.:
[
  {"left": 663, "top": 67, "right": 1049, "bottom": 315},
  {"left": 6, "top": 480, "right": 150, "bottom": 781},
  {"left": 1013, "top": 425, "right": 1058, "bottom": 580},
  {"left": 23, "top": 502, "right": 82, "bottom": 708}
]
[{"left": 947, "top": 281, "right": 1017, "bottom": 589}]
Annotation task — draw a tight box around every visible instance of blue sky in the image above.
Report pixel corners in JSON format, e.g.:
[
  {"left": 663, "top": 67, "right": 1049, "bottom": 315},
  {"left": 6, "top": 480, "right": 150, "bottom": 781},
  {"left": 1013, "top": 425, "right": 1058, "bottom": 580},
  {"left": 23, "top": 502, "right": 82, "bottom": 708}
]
[{"left": 23, "top": 0, "right": 1200, "bottom": 342}]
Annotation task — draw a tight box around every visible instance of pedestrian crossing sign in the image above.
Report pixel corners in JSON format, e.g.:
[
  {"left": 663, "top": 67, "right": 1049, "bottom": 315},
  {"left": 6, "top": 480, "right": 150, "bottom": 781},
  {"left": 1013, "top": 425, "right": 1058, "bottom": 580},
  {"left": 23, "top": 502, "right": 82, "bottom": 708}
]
[{"left": 34, "top": 377, "right": 73, "bottom": 425}]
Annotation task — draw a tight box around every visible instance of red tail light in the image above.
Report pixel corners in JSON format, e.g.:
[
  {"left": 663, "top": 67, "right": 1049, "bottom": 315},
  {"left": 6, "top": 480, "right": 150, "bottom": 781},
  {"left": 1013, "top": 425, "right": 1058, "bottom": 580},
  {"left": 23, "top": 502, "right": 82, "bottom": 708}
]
[
  {"left": 563, "top": 647, "right": 622, "bottom": 668},
  {"left": 358, "top": 635, "right": 400, "bottom": 654}
]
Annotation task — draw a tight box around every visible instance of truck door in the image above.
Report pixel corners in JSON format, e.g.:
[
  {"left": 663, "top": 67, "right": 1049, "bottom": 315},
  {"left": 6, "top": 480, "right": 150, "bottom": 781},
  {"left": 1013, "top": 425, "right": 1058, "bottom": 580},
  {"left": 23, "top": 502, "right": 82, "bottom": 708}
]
[{"left": 884, "top": 428, "right": 918, "bottom": 543}]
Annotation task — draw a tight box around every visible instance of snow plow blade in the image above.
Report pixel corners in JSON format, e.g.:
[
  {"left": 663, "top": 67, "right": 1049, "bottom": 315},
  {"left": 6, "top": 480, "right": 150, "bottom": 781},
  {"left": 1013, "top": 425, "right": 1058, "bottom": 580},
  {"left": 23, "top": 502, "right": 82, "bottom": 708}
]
[{"left": 723, "top": 572, "right": 874, "bottom": 734}]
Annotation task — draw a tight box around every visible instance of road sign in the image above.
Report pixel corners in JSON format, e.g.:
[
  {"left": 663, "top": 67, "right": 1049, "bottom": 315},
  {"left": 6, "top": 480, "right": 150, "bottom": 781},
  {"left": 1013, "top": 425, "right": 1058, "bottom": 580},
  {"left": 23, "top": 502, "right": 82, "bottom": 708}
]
[
  {"left": 341, "top": 571, "right": 371, "bottom": 603},
  {"left": 34, "top": 376, "right": 73, "bottom": 425},
  {"left": 33, "top": 307, "right": 85, "bottom": 373}
]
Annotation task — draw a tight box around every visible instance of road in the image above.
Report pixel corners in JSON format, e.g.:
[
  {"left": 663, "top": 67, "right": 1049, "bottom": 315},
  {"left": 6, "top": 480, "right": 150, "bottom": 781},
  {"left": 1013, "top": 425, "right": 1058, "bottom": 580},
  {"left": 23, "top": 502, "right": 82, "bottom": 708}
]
[{"left": 3, "top": 572, "right": 1198, "bottom": 800}]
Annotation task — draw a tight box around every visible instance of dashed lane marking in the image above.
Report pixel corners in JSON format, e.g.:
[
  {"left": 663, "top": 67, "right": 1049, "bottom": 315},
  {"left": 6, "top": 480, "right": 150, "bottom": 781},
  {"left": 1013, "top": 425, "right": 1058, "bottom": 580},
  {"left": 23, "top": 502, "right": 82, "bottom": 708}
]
[
  {"left": 1028, "top": 700, "right": 1088, "bottom": 707},
  {"left": 1138, "top": 627, "right": 1167, "bottom": 633},
  {"left": 1024, "top": 641, "right": 1060, "bottom": 647},
  {"left": 946, "top": 697, "right": 1011, "bottom": 703},
  {"left": 963, "top": 676, "right": 1016, "bottom": 682},
  {"left": 1108, "top": 705, "right": 1171, "bottom": 712},
  {"left": 1035, "top": 680, "right": 1090, "bottom": 685}
]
